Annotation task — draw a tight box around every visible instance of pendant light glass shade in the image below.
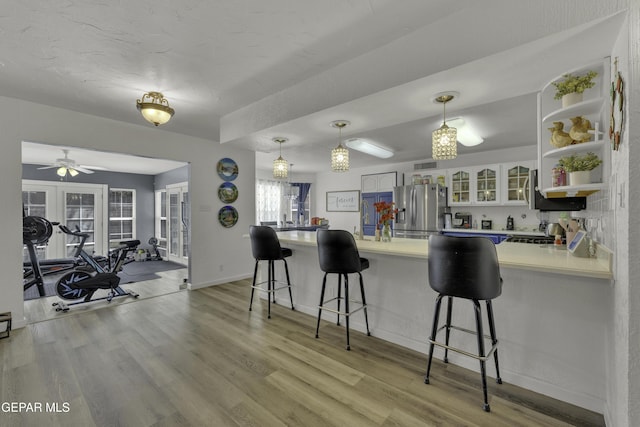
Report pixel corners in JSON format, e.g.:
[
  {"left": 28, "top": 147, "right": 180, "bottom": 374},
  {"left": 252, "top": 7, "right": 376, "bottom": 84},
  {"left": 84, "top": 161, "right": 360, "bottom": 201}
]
[
  {"left": 273, "top": 156, "right": 288, "bottom": 178},
  {"left": 432, "top": 94, "right": 457, "bottom": 160},
  {"left": 272, "top": 137, "right": 288, "bottom": 179},
  {"left": 331, "top": 120, "right": 350, "bottom": 172},
  {"left": 432, "top": 123, "right": 457, "bottom": 159}
]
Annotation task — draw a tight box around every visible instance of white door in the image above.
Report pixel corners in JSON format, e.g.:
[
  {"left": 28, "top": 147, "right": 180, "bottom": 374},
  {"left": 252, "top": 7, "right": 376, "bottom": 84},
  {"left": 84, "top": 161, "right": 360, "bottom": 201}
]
[
  {"left": 166, "top": 182, "right": 189, "bottom": 265},
  {"left": 22, "top": 180, "right": 107, "bottom": 259}
]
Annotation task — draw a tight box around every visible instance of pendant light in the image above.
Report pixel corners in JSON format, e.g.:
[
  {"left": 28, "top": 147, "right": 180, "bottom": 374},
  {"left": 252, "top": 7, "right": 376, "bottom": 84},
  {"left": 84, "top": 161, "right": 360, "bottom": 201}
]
[
  {"left": 432, "top": 94, "right": 457, "bottom": 160},
  {"left": 272, "top": 137, "right": 288, "bottom": 179},
  {"left": 136, "top": 91, "right": 175, "bottom": 126},
  {"left": 331, "top": 120, "right": 350, "bottom": 172}
]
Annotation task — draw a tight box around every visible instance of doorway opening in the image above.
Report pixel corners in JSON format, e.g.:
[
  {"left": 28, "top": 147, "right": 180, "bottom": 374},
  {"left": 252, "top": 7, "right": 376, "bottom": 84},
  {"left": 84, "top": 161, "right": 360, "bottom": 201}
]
[{"left": 21, "top": 141, "right": 190, "bottom": 323}]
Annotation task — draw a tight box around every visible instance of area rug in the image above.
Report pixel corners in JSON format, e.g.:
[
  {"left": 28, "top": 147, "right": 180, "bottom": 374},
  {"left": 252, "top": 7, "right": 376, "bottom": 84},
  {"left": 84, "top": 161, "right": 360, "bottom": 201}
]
[{"left": 23, "top": 260, "right": 185, "bottom": 301}]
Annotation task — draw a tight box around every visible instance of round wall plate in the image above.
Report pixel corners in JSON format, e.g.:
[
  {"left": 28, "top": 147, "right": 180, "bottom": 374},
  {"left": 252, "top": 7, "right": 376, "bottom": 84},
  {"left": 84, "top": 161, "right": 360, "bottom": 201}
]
[
  {"left": 218, "top": 205, "right": 238, "bottom": 228},
  {"left": 217, "top": 158, "right": 238, "bottom": 181},
  {"left": 218, "top": 182, "right": 238, "bottom": 203}
]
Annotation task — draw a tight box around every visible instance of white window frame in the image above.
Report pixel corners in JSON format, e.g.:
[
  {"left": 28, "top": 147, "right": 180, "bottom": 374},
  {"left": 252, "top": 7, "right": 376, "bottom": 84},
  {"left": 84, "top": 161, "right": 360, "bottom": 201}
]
[{"left": 109, "top": 188, "right": 136, "bottom": 245}]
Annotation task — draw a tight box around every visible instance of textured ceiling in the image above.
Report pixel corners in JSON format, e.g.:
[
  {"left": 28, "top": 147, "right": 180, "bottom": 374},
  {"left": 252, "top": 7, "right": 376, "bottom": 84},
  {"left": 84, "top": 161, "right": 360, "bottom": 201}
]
[{"left": 6, "top": 1, "right": 626, "bottom": 173}]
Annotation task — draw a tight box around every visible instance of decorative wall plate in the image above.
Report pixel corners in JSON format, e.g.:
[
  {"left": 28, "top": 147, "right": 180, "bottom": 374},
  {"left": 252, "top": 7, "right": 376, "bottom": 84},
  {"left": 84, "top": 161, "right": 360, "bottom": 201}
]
[
  {"left": 218, "top": 182, "right": 238, "bottom": 203},
  {"left": 217, "top": 158, "right": 238, "bottom": 181},
  {"left": 218, "top": 205, "right": 238, "bottom": 228}
]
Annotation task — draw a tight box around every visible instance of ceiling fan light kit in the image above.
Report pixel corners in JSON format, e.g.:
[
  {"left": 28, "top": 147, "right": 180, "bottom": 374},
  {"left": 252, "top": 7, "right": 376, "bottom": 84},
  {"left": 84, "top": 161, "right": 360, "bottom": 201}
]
[
  {"left": 136, "top": 91, "right": 175, "bottom": 126},
  {"left": 38, "top": 149, "right": 95, "bottom": 177}
]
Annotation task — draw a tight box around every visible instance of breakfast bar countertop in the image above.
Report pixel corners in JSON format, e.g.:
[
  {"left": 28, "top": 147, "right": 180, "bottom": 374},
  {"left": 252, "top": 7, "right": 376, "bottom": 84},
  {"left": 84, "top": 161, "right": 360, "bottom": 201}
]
[{"left": 275, "top": 231, "right": 613, "bottom": 280}]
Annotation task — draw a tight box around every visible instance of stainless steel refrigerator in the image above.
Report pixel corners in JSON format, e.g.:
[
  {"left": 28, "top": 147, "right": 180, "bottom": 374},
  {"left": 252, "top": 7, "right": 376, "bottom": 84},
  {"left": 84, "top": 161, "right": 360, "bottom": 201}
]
[{"left": 393, "top": 184, "right": 447, "bottom": 239}]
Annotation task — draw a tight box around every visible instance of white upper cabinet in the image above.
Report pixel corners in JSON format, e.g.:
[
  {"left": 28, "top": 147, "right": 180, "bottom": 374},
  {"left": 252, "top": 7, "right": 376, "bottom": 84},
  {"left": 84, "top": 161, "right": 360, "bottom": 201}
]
[
  {"left": 501, "top": 161, "right": 535, "bottom": 205},
  {"left": 361, "top": 172, "right": 397, "bottom": 193},
  {"left": 473, "top": 164, "right": 501, "bottom": 205},
  {"left": 447, "top": 168, "right": 472, "bottom": 206},
  {"left": 537, "top": 58, "right": 610, "bottom": 198}
]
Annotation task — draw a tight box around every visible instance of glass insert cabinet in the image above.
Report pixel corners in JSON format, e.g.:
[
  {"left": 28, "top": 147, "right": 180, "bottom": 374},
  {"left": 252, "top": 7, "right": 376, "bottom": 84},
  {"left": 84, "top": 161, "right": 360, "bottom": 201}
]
[
  {"left": 449, "top": 170, "right": 470, "bottom": 204},
  {"left": 476, "top": 167, "right": 497, "bottom": 203},
  {"left": 446, "top": 163, "right": 532, "bottom": 206}
]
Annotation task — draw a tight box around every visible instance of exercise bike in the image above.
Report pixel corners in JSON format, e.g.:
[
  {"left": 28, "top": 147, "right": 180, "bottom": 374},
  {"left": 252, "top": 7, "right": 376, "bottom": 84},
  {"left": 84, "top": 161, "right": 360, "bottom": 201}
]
[
  {"left": 52, "top": 225, "right": 141, "bottom": 312},
  {"left": 23, "top": 215, "right": 58, "bottom": 297},
  {"left": 23, "top": 216, "right": 108, "bottom": 296}
]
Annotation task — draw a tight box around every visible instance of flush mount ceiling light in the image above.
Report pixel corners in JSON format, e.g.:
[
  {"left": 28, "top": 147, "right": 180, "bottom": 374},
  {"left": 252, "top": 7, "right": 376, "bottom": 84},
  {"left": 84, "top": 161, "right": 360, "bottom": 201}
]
[
  {"left": 136, "top": 91, "right": 175, "bottom": 126},
  {"left": 272, "top": 137, "right": 289, "bottom": 179},
  {"left": 432, "top": 94, "right": 457, "bottom": 160},
  {"left": 345, "top": 138, "right": 394, "bottom": 159},
  {"left": 447, "top": 118, "right": 484, "bottom": 147},
  {"left": 331, "top": 120, "right": 350, "bottom": 172}
]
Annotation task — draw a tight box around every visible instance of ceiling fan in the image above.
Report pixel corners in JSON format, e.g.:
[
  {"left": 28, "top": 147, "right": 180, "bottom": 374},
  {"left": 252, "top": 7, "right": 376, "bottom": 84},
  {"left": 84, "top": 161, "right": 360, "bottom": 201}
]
[{"left": 37, "top": 149, "right": 95, "bottom": 177}]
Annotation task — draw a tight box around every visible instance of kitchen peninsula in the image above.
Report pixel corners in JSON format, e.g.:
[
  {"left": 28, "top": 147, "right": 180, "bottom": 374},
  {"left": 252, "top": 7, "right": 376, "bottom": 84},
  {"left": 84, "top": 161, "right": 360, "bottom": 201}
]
[{"left": 271, "top": 230, "right": 612, "bottom": 412}]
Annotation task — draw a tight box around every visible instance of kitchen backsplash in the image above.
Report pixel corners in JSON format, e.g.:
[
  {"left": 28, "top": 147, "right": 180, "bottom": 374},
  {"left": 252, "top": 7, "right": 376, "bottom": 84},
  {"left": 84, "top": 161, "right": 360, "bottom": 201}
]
[
  {"left": 582, "top": 187, "right": 613, "bottom": 249},
  {"left": 450, "top": 189, "right": 613, "bottom": 247}
]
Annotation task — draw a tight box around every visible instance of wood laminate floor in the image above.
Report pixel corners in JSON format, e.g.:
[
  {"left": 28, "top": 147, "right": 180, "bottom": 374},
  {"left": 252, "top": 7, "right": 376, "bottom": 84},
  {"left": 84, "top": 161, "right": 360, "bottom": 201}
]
[{"left": 3, "top": 279, "right": 604, "bottom": 427}]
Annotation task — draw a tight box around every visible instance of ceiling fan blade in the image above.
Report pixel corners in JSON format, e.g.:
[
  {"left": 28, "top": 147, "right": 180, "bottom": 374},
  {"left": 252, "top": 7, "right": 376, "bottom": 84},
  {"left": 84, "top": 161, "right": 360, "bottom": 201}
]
[
  {"left": 37, "top": 165, "right": 57, "bottom": 170},
  {"left": 74, "top": 166, "right": 94, "bottom": 174}
]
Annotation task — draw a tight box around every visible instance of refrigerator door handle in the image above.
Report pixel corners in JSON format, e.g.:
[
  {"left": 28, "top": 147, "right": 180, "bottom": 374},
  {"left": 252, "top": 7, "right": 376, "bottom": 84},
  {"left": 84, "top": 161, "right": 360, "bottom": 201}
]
[{"left": 410, "top": 187, "right": 417, "bottom": 227}]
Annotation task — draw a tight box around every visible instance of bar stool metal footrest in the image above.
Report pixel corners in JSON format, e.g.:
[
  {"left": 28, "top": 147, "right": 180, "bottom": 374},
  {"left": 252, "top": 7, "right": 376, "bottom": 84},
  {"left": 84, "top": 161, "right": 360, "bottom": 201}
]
[
  {"left": 0, "top": 312, "right": 12, "bottom": 340},
  {"left": 431, "top": 324, "right": 499, "bottom": 362}
]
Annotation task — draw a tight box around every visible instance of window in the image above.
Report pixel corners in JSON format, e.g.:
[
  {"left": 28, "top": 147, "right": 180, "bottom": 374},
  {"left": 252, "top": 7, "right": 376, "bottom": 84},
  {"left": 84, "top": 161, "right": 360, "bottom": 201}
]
[
  {"left": 22, "top": 191, "right": 47, "bottom": 218},
  {"left": 109, "top": 189, "right": 135, "bottom": 245},
  {"left": 154, "top": 190, "right": 167, "bottom": 257},
  {"left": 256, "top": 179, "right": 282, "bottom": 224},
  {"left": 256, "top": 180, "right": 312, "bottom": 226},
  {"left": 290, "top": 185, "right": 311, "bottom": 224},
  {"left": 22, "top": 190, "right": 48, "bottom": 261}
]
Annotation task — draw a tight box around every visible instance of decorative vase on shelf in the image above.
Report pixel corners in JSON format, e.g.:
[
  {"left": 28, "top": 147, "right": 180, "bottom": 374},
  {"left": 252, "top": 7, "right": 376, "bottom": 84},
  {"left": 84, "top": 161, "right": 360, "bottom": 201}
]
[
  {"left": 569, "top": 170, "right": 591, "bottom": 186},
  {"left": 381, "top": 224, "right": 392, "bottom": 242},
  {"left": 561, "top": 92, "right": 583, "bottom": 108}
]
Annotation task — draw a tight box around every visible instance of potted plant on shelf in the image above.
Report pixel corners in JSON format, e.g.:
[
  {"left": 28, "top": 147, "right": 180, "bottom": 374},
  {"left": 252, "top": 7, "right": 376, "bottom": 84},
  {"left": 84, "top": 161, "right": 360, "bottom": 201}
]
[
  {"left": 373, "top": 201, "right": 397, "bottom": 242},
  {"left": 552, "top": 70, "right": 598, "bottom": 108},
  {"left": 558, "top": 152, "right": 602, "bottom": 185}
]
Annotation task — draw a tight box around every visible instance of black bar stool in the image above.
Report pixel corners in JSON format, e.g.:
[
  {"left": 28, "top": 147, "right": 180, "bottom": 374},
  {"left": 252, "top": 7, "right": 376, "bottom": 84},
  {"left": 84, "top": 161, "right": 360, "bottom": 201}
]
[
  {"left": 424, "top": 234, "right": 503, "bottom": 412},
  {"left": 315, "top": 229, "right": 370, "bottom": 350},
  {"left": 248, "top": 225, "right": 294, "bottom": 318}
]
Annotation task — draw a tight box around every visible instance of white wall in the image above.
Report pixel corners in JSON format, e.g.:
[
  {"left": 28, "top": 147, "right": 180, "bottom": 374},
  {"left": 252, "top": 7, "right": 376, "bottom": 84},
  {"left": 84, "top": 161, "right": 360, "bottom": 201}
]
[
  {"left": 3, "top": 98, "right": 256, "bottom": 328},
  {"left": 604, "top": 7, "right": 640, "bottom": 426}
]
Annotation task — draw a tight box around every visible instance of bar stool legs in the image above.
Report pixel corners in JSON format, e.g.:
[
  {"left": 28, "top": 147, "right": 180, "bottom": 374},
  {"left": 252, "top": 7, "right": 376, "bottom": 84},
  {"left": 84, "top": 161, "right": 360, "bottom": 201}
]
[
  {"left": 249, "top": 258, "right": 294, "bottom": 319},
  {"left": 315, "top": 272, "right": 370, "bottom": 351},
  {"left": 486, "top": 300, "right": 502, "bottom": 384},
  {"left": 424, "top": 295, "right": 502, "bottom": 412}
]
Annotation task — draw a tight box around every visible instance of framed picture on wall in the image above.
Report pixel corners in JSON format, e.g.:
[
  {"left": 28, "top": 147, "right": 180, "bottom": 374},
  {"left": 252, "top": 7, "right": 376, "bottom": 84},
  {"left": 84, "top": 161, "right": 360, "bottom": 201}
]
[{"left": 326, "top": 190, "right": 360, "bottom": 212}]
